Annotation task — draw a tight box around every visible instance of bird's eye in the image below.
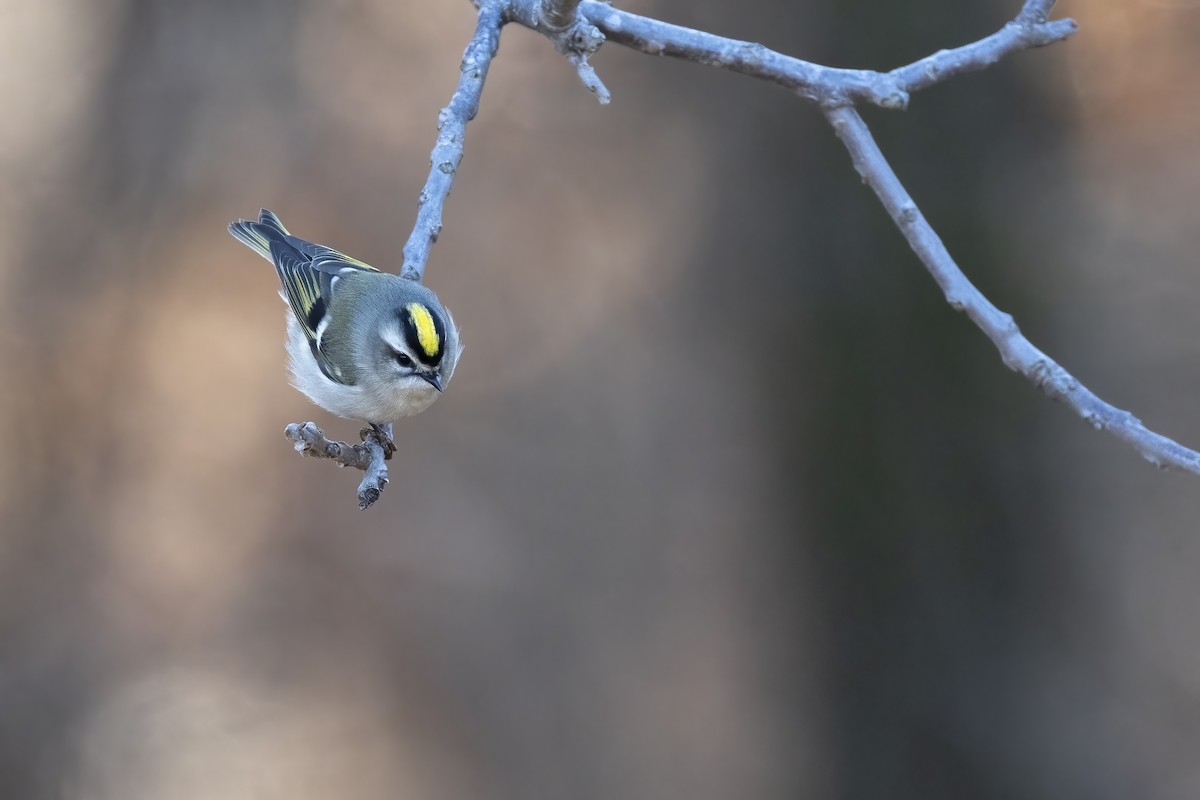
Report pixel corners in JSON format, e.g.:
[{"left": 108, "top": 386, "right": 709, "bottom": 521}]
[{"left": 395, "top": 352, "right": 414, "bottom": 368}]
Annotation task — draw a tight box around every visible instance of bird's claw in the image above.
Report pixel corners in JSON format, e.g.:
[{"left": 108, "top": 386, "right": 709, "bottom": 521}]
[{"left": 364, "top": 423, "right": 397, "bottom": 459}]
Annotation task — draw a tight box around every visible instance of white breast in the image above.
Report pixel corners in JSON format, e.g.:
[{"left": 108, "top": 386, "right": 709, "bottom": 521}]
[{"left": 284, "top": 317, "right": 441, "bottom": 422}]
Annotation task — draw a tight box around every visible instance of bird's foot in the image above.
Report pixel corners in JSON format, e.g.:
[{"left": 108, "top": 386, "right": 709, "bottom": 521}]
[{"left": 363, "top": 422, "right": 396, "bottom": 459}]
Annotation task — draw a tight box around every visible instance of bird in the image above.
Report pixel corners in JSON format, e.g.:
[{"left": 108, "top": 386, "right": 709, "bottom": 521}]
[{"left": 228, "top": 209, "right": 461, "bottom": 442}]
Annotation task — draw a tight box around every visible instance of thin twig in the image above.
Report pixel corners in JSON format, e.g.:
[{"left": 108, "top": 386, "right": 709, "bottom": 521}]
[
  {"left": 575, "top": 0, "right": 1073, "bottom": 108},
  {"left": 285, "top": 422, "right": 393, "bottom": 509},
  {"left": 823, "top": 105, "right": 1200, "bottom": 473},
  {"left": 890, "top": 8, "right": 1076, "bottom": 94},
  {"left": 505, "top": 0, "right": 611, "bottom": 102},
  {"left": 400, "top": 1, "right": 504, "bottom": 282},
  {"left": 577, "top": 0, "right": 907, "bottom": 108}
]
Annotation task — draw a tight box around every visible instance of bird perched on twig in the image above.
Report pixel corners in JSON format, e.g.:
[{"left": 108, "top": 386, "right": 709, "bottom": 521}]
[{"left": 229, "top": 209, "right": 461, "bottom": 446}]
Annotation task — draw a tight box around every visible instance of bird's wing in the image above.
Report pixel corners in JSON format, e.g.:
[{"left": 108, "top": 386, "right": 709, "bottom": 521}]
[
  {"left": 307, "top": 244, "right": 381, "bottom": 276},
  {"left": 231, "top": 209, "right": 386, "bottom": 385},
  {"left": 268, "top": 239, "right": 351, "bottom": 384}
]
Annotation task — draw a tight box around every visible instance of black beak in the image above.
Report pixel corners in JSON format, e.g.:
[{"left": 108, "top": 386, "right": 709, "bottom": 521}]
[{"left": 421, "top": 372, "right": 444, "bottom": 393}]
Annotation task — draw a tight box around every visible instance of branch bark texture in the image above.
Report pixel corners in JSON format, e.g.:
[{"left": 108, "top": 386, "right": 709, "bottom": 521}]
[
  {"left": 576, "top": 0, "right": 1075, "bottom": 108},
  {"left": 823, "top": 105, "right": 1200, "bottom": 474},
  {"left": 400, "top": 3, "right": 503, "bottom": 282},
  {"left": 285, "top": 422, "right": 393, "bottom": 510},
  {"left": 538, "top": 0, "right": 581, "bottom": 31}
]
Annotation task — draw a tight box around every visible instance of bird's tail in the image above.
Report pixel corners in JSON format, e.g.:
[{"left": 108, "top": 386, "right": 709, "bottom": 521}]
[{"left": 228, "top": 209, "right": 291, "bottom": 261}]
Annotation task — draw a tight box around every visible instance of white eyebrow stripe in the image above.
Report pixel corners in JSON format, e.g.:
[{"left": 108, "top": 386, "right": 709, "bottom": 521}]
[{"left": 379, "top": 324, "right": 408, "bottom": 354}]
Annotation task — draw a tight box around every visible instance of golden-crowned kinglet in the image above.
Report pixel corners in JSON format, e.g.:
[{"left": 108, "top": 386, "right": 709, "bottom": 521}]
[{"left": 229, "top": 209, "right": 461, "bottom": 426}]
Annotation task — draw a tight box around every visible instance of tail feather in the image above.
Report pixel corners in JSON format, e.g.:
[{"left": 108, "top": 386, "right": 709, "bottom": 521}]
[
  {"left": 228, "top": 208, "right": 291, "bottom": 262},
  {"left": 256, "top": 208, "right": 289, "bottom": 236}
]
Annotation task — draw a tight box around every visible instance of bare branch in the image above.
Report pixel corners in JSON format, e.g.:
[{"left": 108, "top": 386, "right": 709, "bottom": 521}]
[
  {"left": 575, "top": 0, "right": 908, "bottom": 108},
  {"left": 573, "top": 0, "right": 1074, "bottom": 108},
  {"left": 400, "top": 1, "right": 504, "bottom": 282},
  {"left": 494, "top": 0, "right": 1200, "bottom": 474},
  {"left": 558, "top": 22, "right": 610, "bottom": 104},
  {"left": 1018, "top": 0, "right": 1061, "bottom": 24},
  {"left": 506, "top": 0, "right": 611, "bottom": 103},
  {"left": 568, "top": 52, "right": 611, "bottom": 104},
  {"left": 823, "top": 105, "right": 1200, "bottom": 474},
  {"left": 285, "top": 422, "right": 394, "bottom": 510},
  {"left": 891, "top": 4, "right": 1077, "bottom": 94},
  {"left": 296, "top": 0, "right": 1191, "bottom": 506},
  {"left": 538, "top": 0, "right": 581, "bottom": 31}
]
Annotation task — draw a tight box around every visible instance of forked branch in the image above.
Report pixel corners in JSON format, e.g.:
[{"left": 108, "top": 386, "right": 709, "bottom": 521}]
[
  {"left": 293, "top": 0, "right": 1200, "bottom": 508},
  {"left": 507, "top": 0, "right": 1200, "bottom": 476}
]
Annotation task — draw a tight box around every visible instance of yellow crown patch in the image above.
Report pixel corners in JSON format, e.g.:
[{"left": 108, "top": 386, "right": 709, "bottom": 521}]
[{"left": 406, "top": 303, "right": 441, "bottom": 357}]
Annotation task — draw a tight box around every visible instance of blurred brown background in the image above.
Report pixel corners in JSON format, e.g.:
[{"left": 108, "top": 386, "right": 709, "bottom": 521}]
[{"left": 2, "top": 1, "right": 1199, "bottom": 797}]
